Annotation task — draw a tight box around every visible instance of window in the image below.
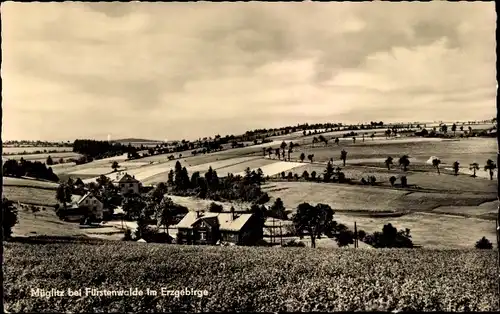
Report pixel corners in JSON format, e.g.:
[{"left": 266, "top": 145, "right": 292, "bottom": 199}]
[
  {"left": 129, "top": 183, "right": 133, "bottom": 187},
  {"left": 121, "top": 184, "right": 125, "bottom": 188},
  {"left": 93, "top": 200, "right": 97, "bottom": 204},
  {"left": 200, "top": 232, "right": 206, "bottom": 241}
]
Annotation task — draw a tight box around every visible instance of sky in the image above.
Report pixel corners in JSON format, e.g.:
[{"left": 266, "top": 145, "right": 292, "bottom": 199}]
[{"left": 2, "top": 2, "right": 497, "bottom": 141}]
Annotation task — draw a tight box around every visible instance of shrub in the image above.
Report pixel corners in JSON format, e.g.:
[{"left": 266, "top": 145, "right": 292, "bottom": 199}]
[
  {"left": 475, "top": 237, "right": 493, "bottom": 249},
  {"left": 282, "top": 240, "right": 306, "bottom": 247},
  {"left": 2, "top": 198, "right": 18, "bottom": 240},
  {"left": 208, "top": 202, "right": 223, "bottom": 213},
  {"left": 335, "top": 230, "right": 354, "bottom": 247}
]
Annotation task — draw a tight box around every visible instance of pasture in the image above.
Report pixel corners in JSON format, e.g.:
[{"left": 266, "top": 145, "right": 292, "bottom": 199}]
[
  {"left": 4, "top": 243, "right": 496, "bottom": 312},
  {"left": 2, "top": 146, "right": 73, "bottom": 154},
  {"left": 2, "top": 151, "right": 83, "bottom": 162},
  {"left": 3, "top": 186, "right": 57, "bottom": 207},
  {"left": 261, "top": 181, "right": 495, "bottom": 213}
]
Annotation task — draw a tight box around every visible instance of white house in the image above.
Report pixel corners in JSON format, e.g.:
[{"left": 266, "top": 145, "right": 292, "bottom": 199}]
[
  {"left": 61, "top": 192, "right": 104, "bottom": 222},
  {"left": 113, "top": 172, "right": 141, "bottom": 195}
]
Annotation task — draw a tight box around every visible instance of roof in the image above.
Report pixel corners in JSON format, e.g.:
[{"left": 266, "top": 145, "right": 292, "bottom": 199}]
[
  {"left": 174, "top": 211, "right": 254, "bottom": 232},
  {"left": 117, "top": 173, "right": 139, "bottom": 183},
  {"left": 68, "top": 192, "right": 102, "bottom": 208}
]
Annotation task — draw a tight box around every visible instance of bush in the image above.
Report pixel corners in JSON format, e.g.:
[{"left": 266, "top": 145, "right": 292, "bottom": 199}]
[
  {"left": 208, "top": 202, "right": 224, "bottom": 213},
  {"left": 122, "top": 229, "right": 133, "bottom": 241},
  {"left": 335, "top": 230, "right": 354, "bottom": 247},
  {"left": 475, "top": 237, "right": 493, "bottom": 249},
  {"left": 2, "top": 198, "right": 18, "bottom": 240},
  {"left": 282, "top": 240, "right": 306, "bottom": 247}
]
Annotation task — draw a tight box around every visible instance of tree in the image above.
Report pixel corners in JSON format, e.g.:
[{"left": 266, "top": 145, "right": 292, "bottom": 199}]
[
  {"left": 268, "top": 198, "right": 287, "bottom": 220},
  {"left": 46, "top": 155, "right": 54, "bottom": 166},
  {"left": 363, "top": 223, "right": 413, "bottom": 248},
  {"left": 287, "top": 172, "right": 293, "bottom": 180},
  {"left": 300, "top": 152, "right": 305, "bottom": 163},
  {"left": 451, "top": 123, "right": 457, "bottom": 136},
  {"left": 484, "top": 159, "right": 497, "bottom": 180},
  {"left": 2, "top": 198, "right": 18, "bottom": 240},
  {"left": 302, "top": 170, "right": 309, "bottom": 180},
  {"left": 385, "top": 157, "right": 393, "bottom": 170},
  {"left": 123, "top": 195, "right": 147, "bottom": 220},
  {"left": 307, "top": 154, "right": 314, "bottom": 163},
  {"left": 287, "top": 147, "right": 293, "bottom": 161},
  {"left": 370, "top": 133, "right": 375, "bottom": 141},
  {"left": 432, "top": 158, "right": 441, "bottom": 175},
  {"left": 389, "top": 176, "right": 397, "bottom": 187},
  {"left": 324, "top": 162, "right": 334, "bottom": 182},
  {"left": 334, "top": 137, "right": 340, "bottom": 145},
  {"left": 335, "top": 229, "right": 354, "bottom": 247},
  {"left": 400, "top": 176, "right": 408, "bottom": 188},
  {"left": 352, "top": 137, "right": 356, "bottom": 144},
  {"left": 312, "top": 137, "right": 318, "bottom": 147},
  {"left": 208, "top": 202, "right": 224, "bottom": 213},
  {"left": 292, "top": 202, "right": 335, "bottom": 248},
  {"left": 111, "top": 161, "right": 120, "bottom": 172},
  {"left": 469, "top": 163, "right": 480, "bottom": 178},
  {"left": 280, "top": 141, "right": 287, "bottom": 157},
  {"left": 311, "top": 171, "right": 317, "bottom": 180},
  {"left": 275, "top": 148, "right": 281, "bottom": 160},
  {"left": 452, "top": 161, "right": 460, "bottom": 176},
  {"left": 56, "top": 183, "right": 72, "bottom": 210},
  {"left": 340, "top": 150, "right": 348, "bottom": 166},
  {"left": 475, "top": 236, "right": 493, "bottom": 249},
  {"left": 167, "top": 169, "right": 175, "bottom": 186},
  {"left": 267, "top": 147, "right": 273, "bottom": 158},
  {"left": 399, "top": 155, "right": 410, "bottom": 171}
]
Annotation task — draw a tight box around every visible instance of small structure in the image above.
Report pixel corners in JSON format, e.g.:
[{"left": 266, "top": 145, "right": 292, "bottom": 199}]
[
  {"left": 113, "top": 172, "right": 141, "bottom": 195},
  {"left": 175, "top": 211, "right": 263, "bottom": 246},
  {"left": 61, "top": 192, "right": 104, "bottom": 222}
]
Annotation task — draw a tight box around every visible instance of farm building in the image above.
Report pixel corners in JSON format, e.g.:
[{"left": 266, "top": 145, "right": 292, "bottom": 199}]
[
  {"left": 113, "top": 172, "right": 141, "bottom": 195},
  {"left": 175, "top": 211, "right": 263, "bottom": 246},
  {"left": 59, "top": 192, "right": 105, "bottom": 222}
]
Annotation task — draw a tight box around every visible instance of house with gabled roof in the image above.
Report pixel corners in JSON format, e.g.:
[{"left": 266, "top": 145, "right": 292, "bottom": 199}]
[
  {"left": 59, "top": 192, "right": 104, "bottom": 222},
  {"left": 175, "top": 211, "right": 263, "bottom": 246},
  {"left": 113, "top": 172, "right": 141, "bottom": 195}
]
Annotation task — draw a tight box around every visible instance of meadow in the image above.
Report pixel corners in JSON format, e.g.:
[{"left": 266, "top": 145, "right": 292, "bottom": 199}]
[
  {"left": 3, "top": 243, "right": 497, "bottom": 312},
  {"left": 2, "top": 151, "right": 83, "bottom": 162},
  {"left": 2, "top": 146, "right": 74, "bottom": 154}
]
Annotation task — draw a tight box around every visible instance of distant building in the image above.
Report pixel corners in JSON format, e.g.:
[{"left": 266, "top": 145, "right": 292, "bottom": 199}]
[
  {"left": 60, "top": 192, "right": 104, "bottom": 222},
  {"left": 113, "top": 172, "right": 141, "bottom": 195},
  {"left": 175, "top": 211, "right": 263, "bottom": 246}
]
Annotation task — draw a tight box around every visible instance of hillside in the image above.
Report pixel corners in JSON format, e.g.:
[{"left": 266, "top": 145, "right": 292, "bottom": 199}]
[{"left": 4, "top": 243, "right": 496, "bottom": 312}]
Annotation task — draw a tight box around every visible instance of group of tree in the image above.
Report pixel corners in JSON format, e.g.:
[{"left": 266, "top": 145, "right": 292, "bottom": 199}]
[
  {"left": 361, "top": 223, "right": 414, "bottom": 248},
  {"left": 166, "top": 161, "right": 270, "bottom": 204},
  {"left": 3, "top": 158, "right": 59, "bottom": 182},
  {"left": 73, "top": 139, "right": 138, "bottom": 160}
]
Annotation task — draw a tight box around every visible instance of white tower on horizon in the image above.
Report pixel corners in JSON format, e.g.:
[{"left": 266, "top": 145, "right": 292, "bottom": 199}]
[{"left": 107, "top": 134, "right": 111, "bottom": 142}]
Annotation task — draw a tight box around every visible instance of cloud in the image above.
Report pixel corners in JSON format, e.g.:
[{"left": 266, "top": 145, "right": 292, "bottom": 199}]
[{"left": 1, "top": 2, "right": 496, "bottom": 141}]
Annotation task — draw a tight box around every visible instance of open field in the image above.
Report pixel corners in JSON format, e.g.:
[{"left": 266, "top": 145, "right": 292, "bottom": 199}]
[
  {"left": 2, "top": 151, "right": 83, "bottom": 162},
  {"left": 2, "top": 146, "right": 73, "bottom": 154},
  {"left": 12, "top": 206, "right": 126, "bottom": 241},
  {"left": 334, "top": 212, "right": 497, "bottom": 249},
  {"left": 287, "top": 138, "right": 496, "bottom": 167},
  {"left": 3, "top": 177, "right": 59, "bottom": 189},
  {"left": 3, "top": 186, "right": 57, "bottom": 207},
  {"left": 261, "top": 181, "right": 495, "bottom": 212},
  {"left": 4, "top": 243, "right": 497, "bottom": 312}
]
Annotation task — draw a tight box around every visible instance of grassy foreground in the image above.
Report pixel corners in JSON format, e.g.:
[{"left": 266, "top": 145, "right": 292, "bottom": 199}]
[{"left": 3, "top": 242, "right": 498, "bottom": 312}]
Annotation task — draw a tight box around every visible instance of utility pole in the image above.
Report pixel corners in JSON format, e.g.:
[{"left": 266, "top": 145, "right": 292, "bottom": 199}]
[
  {"left": 354, "top": 221, "right": 358, "bottom": 248},
  {"left": 280, "top": 221, "right": 283, "bottom": 246}
]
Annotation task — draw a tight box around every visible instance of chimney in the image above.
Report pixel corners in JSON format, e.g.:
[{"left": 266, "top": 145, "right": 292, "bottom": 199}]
[
  {"left": 230, "top": 207, "right": 235, "bottom": 220},
  {"left": 196, "top": 211, "right": 201, "bottom": 218}
]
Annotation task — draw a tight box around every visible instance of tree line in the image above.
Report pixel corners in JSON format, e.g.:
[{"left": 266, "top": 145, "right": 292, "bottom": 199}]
[
  {"left": 73, "top": 139, "right": 138, "bottom": 160},
  {"left": 3, "top": 158, "right": 59, "bottom": 182}
]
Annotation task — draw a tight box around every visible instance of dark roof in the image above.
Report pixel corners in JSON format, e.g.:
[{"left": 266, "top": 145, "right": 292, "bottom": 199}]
[{"left": 118, "top": 173, "right": 139, "bottom": 183}]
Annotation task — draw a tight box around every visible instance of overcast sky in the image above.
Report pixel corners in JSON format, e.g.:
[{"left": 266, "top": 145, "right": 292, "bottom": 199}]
[{"left": 2, "top": 2, "right": 496, "bottom": 141}]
